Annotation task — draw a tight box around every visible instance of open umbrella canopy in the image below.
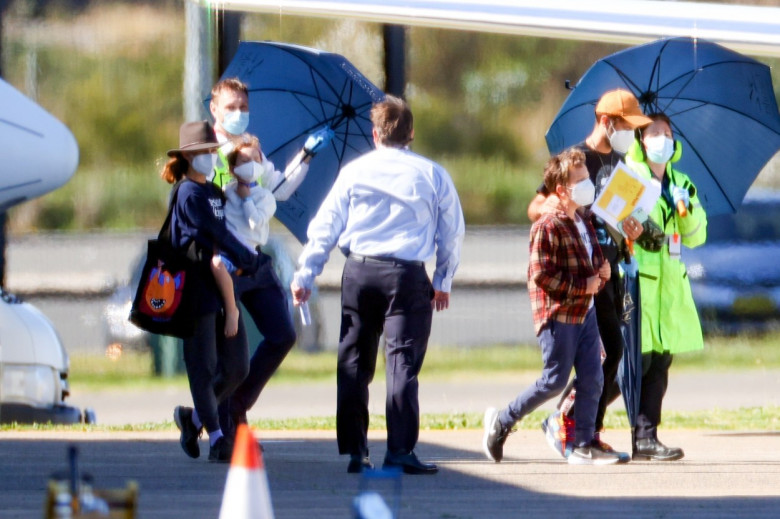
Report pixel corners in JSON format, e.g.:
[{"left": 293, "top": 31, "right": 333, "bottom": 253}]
[
  {"left": 212, "top": 41, "right": 385, "bottom": 242},
  {"left": 546, "top": 37, "right": 780, "bottom": 216}
]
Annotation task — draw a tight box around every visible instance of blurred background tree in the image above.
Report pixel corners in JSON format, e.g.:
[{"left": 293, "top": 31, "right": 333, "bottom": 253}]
[{"left": 2, "top": 0, "right": 778, "bottom": 231}]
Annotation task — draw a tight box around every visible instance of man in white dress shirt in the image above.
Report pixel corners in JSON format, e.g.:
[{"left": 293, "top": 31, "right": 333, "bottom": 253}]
[{"left": 292, "top": 95, "right": 465, "bottom": 475}]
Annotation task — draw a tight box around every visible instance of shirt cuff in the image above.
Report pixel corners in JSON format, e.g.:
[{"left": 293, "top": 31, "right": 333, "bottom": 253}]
[
  {"left": 433, "top": 275, "right": 452, "bottom": 293},
  {"left": 293, "top": 270, "right": 313, "bottom": 291}
]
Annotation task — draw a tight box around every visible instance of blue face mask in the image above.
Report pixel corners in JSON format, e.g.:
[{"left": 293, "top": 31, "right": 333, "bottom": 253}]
[
  {"left": 222, "top": 110, "right": 249, "bottom": 136},
  {"left": 645, "top": 135, "right": 674, "bottom": 164}
]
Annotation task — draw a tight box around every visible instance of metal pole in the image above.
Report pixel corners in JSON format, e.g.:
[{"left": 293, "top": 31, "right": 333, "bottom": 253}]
[
  {"left": 183, "top": 1, "right": 213, "bottom": 122},
  {"left": 0, "top": 1, "right": 7, "bottom": 288},
  {"left": 217, "top": 9, "right": 242, "bottom": 77},
  {"left": 383, "top": 24, "right": 406, "bottom": 98}
]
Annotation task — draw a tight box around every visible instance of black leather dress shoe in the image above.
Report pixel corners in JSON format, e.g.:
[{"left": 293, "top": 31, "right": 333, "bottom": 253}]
[
  {"left": 347, "top": 454, "right": 374, "bottom": 473},
  {"left": 633, "top": 438, "right": 684, "bottom": 461},
  {"left": 382, "top": 451, "right": 438, "bottom": 475}
]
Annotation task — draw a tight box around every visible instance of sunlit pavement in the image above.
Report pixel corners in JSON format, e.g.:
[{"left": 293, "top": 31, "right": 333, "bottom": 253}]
[{"left": 1, "top": 428, "right": 779, "bottom": 518}]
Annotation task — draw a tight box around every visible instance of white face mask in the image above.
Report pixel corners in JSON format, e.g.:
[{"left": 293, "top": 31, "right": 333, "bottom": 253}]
[
  {"left": 569, "top": 178, "right": 596, "bottom": 207},
  {"left": 233, "top": 161, "right": 262, "bottom": 183},
  {"left": 191, "top": 153, "right": 218, "bottom": 175},
  {"left": 607, "top": 122, "right": 635, "bottom": 154},
  {"left": 644, "top": 135, "right": 675, "bottom": 164}
]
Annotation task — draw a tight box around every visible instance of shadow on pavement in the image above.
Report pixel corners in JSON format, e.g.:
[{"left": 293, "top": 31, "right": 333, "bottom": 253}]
[{"left": 2, "top": 430, "right": 780, "bottom": 518}]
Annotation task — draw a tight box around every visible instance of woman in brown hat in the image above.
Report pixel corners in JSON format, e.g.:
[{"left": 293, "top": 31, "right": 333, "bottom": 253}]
[{"left": 161, "top": 120, "right": 261, "bottom": 462}]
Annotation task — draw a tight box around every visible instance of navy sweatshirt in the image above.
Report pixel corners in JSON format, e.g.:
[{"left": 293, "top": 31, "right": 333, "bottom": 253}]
[{"left": 170, "top": 179, "right": 259, "bottom": 315}]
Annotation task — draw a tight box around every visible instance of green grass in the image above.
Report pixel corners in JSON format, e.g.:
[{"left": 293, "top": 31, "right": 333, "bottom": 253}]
[
  {"left": 69, "top": 331, "right": 780, "bottom": 392},
  {"left": 3, "top": 407, "right": 779, "bottom": 432},
  {"left": 55, "top": 333, "right": 780, "bottom": 432}
]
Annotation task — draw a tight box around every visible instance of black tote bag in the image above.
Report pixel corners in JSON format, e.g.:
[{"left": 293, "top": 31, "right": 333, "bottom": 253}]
[{"left": 129, "top": 184, "right": 201, "bottom": 338}]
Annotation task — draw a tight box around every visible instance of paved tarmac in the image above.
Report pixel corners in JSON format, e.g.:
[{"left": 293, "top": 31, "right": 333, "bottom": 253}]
[
  {"left": 1, "top": 369, "right": 777, "bottom": 518},
  {"left": 1, "top": 428, "right": 779, "bottom": 519}
]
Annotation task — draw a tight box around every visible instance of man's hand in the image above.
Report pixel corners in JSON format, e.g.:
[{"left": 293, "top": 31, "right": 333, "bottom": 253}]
[
  {"left": 539, "top": 193, "right": 562, "bottom": 216},
  {"left": 620, "top": 215, "right": 644, "bottom": 240},
  {"left": 432, "top": 290, "right": 450, "bottom": 312},
  {"left": 290, "top": 281, "right": 311, "bottom": 306},
  {"left": 598, "top": 261, "right": 611, "bottom": 282}
]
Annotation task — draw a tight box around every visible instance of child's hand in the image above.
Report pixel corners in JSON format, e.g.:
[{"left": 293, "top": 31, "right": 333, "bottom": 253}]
[
  {"left": 586, "top": 275, "right": 601, "bottom": 294},
  {"left": 598, "top": 261, "right": 611, "bottom": 281},
  {"left": 236, "top": 182, "right": 251, "bottom": 199}
]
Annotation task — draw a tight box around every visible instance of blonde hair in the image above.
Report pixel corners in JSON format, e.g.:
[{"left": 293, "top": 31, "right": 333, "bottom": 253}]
[{"left": 211, "top": 77, "right": 249, "bottom": 103}]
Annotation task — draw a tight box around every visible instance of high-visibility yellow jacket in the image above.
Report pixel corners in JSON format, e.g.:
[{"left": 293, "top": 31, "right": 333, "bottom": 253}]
[{"left": 626, "top": 140, "right": 707, "bottom": 355}]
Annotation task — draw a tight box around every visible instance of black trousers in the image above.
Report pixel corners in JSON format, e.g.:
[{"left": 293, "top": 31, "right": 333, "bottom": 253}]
[
  {"left": 336, "top": 257, "right": 434, "bottom": 456},
  {"left": 559, "top": 269, "right": 624, "bottom": 432},
  {"left": 219, "top": 253, "right": 297, "bottom": 432},
  {"left": 182, "top": 311, "right": 249, "bottom": 434},
  {"left": 635, "top": 351, "right": 673, "bottom": 440}
]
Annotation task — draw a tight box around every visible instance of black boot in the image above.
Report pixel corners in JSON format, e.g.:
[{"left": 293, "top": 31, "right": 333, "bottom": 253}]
[{"left": 632, "top": 437, "right": 684, "bottom": 461}]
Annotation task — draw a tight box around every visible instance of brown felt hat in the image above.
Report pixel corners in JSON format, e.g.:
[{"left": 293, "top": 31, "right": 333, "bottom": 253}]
[{"left": 167, "top": 121, "right": 220, "bottom": 157}]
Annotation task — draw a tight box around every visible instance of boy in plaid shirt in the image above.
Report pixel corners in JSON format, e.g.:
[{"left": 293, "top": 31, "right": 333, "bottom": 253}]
[{"left": 483, "top": 149, "right": 622, "bottom": 465}]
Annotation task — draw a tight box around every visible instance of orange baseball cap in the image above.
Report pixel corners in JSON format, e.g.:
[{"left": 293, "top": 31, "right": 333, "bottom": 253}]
[{"left": 595, "top": 89, "right": 652, "bottom": 128}]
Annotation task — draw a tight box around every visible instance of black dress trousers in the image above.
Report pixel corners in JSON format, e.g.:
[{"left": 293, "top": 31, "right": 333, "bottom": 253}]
[{"left": 336, "top": 256, "right": 434, "bottom": 456}]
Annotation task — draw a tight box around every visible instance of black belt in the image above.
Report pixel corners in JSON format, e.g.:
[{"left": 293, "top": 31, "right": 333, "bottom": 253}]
[{"left": 348, "top": 253, "right": 425, "bottom": 268}]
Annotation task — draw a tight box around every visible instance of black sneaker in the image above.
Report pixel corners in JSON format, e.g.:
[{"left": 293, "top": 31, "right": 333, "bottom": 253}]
[
  {"left": 208, "top": 436, "right": 232, "bottom": 463},
  {"left": 483, "top": 407, "right": 511, "bottom": 463},
  {"left": 174, "top": 406, "right": 202, "bottom": 459}
]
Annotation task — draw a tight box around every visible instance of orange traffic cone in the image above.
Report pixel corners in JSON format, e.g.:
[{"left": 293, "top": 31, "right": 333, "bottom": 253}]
[{"left": 218, "top": 424, "right": 274, "bottom": 519}]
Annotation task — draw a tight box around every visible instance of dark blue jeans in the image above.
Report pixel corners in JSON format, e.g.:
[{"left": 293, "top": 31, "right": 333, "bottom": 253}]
[{"left": 500, "top": 307, "right": 603, "bottom": 446}]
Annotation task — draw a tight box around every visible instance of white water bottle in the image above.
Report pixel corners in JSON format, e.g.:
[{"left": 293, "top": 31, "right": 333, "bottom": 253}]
[{"left": 299, "top": 302, "right": 311, "bottom": 326}]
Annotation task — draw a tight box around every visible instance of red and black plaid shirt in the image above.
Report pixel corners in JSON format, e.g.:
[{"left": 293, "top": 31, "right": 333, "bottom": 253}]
[{"left": 528, "top": 210, "right": 605, "bottom": 336}]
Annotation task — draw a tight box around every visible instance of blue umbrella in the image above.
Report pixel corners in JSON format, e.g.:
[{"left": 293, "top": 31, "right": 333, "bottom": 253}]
[
  {"left": 546, "top": 37, "right": 780, "bottom": 216},
  {"left": 616, "top": 262, "right": 642, "bottom": 429},
  {"left": 212, "top": 41, "right": 385, "bottom": 242}
]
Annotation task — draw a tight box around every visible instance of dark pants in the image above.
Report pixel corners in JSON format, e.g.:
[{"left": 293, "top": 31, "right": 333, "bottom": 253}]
[
  {"left": 501, "top": 308, "right": 603, "bottom": 446},
  {"left": 220, "top": 253, "right": 297, "bottom": 430},
  {"left": 336, "top": 256, "right": 434, "bottom": 456},
  {"left": 182, "top": 311, "right": 249, "bottom": 433},
  {"left": 559, "top": 271, "right": 624, "bottom": 432},
  {"left": 635, "top": 351, "right": 673, "bottom": 440}
]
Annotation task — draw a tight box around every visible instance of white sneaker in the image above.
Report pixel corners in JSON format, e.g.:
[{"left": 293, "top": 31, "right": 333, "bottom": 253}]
[{"left": 567, "top": 443, "right": 622, "bottom": 465}]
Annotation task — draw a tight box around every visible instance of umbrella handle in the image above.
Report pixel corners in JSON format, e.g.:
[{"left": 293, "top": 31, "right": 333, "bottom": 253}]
[{"left": 676, "top": 199, "right": 688, "bottom": 217}]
